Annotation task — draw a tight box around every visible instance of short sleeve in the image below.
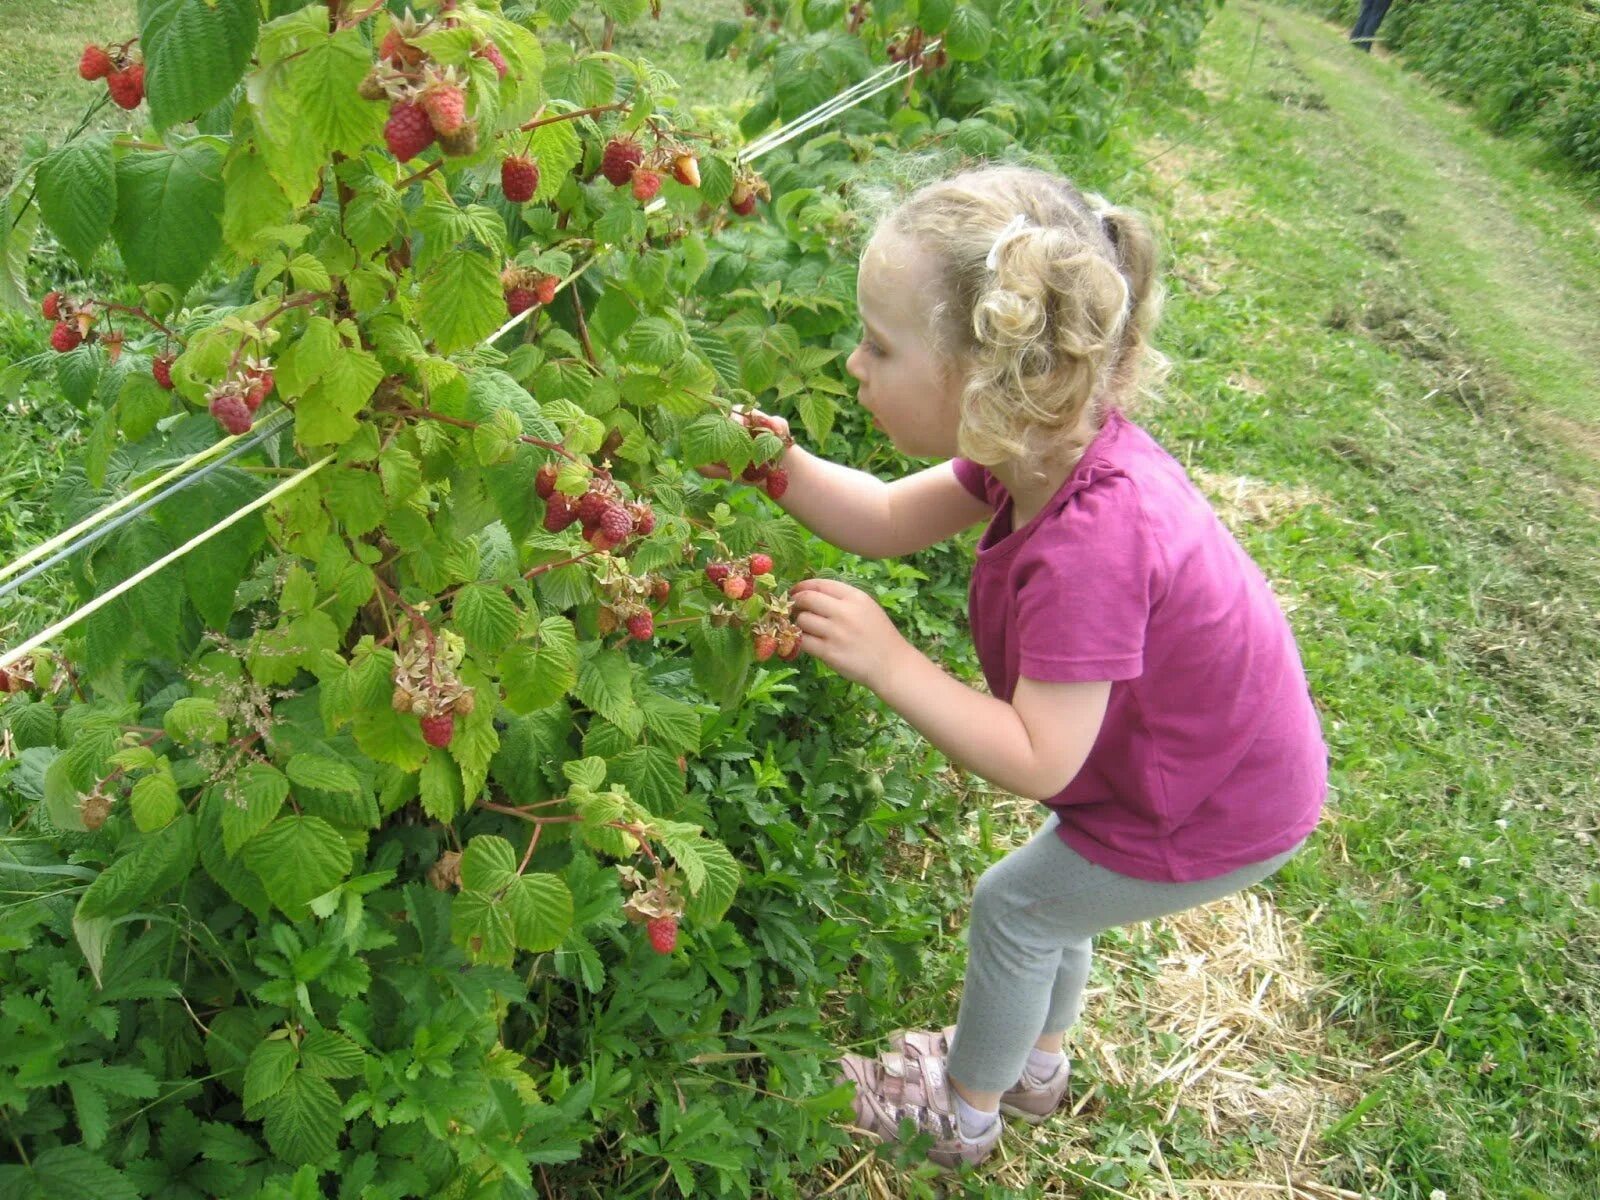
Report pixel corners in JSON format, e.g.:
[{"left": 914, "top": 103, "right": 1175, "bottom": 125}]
[
  {"left": 951, "top": 458, "right": 1006, "bottom": 510},
  {"left": 1013, "top": 474, "right": 1156, "bottom": 683}
]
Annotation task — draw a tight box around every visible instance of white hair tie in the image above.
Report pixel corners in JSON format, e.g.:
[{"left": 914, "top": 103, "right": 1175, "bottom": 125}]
[{"left": 984, "top": 214, "right": 1031, "bottom": 271}]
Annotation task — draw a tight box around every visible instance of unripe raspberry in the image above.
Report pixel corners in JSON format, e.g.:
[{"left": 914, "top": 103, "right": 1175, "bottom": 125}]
[
  {"left": 599, "top": 503, "right": 633, "bottom": 542},
  {"left": 451, "top": 689, "right": 476, "bottom": 715},
  {"left": 671, "top": 154, "right": 700, "bottom": 188},
  {"left": 777, "top": 625, "right": 802, "bottom": 660},
  {"left": 650, "top": 576, "right": 671, "bottom": 603},
  {"left": 50, "top": 322, "right": 82, "bottom": 353},
  {"left": 379, "top": 28, "right": 423, "bottom": 67},
  {"left": 631, "top": 168, "right": 662, "bottom": 203},
  {"left": 79, "top": 44, "right": 113, "bottom": 81},
  {"left": 243, "top": 369, "right": 273, "bottom": 413},
  {"left": 748, "top": 553, "right": 773, "bottom": 577},
  {"left": 505, "top": 287, "right": 538, "bottom": 317},
  {"left": 647, "top": 914, "right": 677, "bottom": 954},
  {"left": 543, "top": 492, "right": 579, "bottom": 532},
  {"left": 501, "top": 154, "right": 540, "bottom": 203},
  {"left": 587, "top": 529, "right": 621, "bottom": 553},
  {"left": 705, "top": 562, "right": 731, "bottom": 585},
  {"left": 437, "top": 121, "right": 479, "bottom": 158},
  {"left": 626, "top": 611, "right": 654, "bottom": 641},
  {"left": 476, "top": 41, "right": 509, "bottom": 78},
  {"left": 629, "top": 502, "right": 656, "bottom": 536},
  {"left": 533, "top": 274, "right": 559, "bottom": 305},
  {"left": 41, "top": 291, "right": 63, "bottom": 321},
  {"left": 152, "top": 354, "right": 175, "bottom": 390},
  {"left": 107, "top": 64, "right": 145, "bottom": 110},
  {"left": 597, "top": 606, "right": 619, "bottom": 636},
  {"left": 422, "top": 84, "right": 467, "bottom": 136},
  {"left": 601, "top": 137, "right": 642, "bottom": 186},
  {"left": 753, "top": 632, "right": 777, "bottom": 661},
  {"left": 535, "top": 463, "right": 558, "bottom": 499},
  {"left": 731, "top": 191, "right": 757, "bottom": 217},
  {"left": 358, "top": 70, "right": 388, "bottom": 102},
  {"left": 420, "top": 711, "right": 455, "bottom": 748},
  {"left": 209, "top": 393, "right": 253, "bottom": 436},
  {"left": 764, "top": 467, "right": 790, "bottom": 500},
  {"left": 576, "top": 490, "right": 610, "bottom": 529},
  {"left": 384, "top": 102, "right": 435, "bottom": 161},
  {"left": 721, "top": 574, "right": 751, "bottom": 601}
]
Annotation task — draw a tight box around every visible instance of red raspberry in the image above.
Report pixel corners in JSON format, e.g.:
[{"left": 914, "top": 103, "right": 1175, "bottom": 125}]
[
  {"left": 505, "top": 287, "right": 538, "bottom": 316},
  {"left": 501, "top": 154, "right": 539, "bottom": 203},
  {"left": 243, "top": 369, "right": 273, "bottom": 412},
  {"left": 152, "top": 354, "right": 175, "bottom": 390},
  {"left": 476, "top": 41, "right": 508, "bottom": 78},
  {"left": 748, "top": 553, "right": 773, "bottom": 577},
  {"left": 721, "top": 575, "right": 751, "bottom": 601},
  {"left": 629, "top": 503, "right": 656, "bottom": 536},
  {"left": 79, "top": 44, "right": 113, "bottom": 81},
  {"left": 41, "top": 292, "right": 63, "bottom": 321},
  {"left": 626, "top": 611, "right": 654, "bottom": 641},
  {"left": 764, "top": 468, "right": 789, "bottom": 500},
  {"left": 384, "top": 102, "right": 435, "bottom": 161},
  {"left": 533, "top": 274, "right": 559, "bottom": 305},
  {"left": 601, "top": 137, "right": 642, "bottom": 186},
  {"left": 647, "top": 915, "right": 677, "bottom": 954},
  {"left": 753, "top": 632, "right": 777, "bottom": 661},
  {"left": 209, "top": 393, "right": 253, "bottom": 436},
  {"left": 599, "top": 503, "right": 633, "bottom": 542},
  {"left": 50, "top": 323, "right": 82, "bottom": 353},
  {"left": 535, "top": 463, "right": 558, "bottom": 499},
  {"left": 671, "top": 154, "right": 700, "bottom": 188},
  {"left": 422, "top": 85, "right": 467, "bottom": 136},
  {"left": 741, "top": 461, "right": 771, "bottom": 483},
  {"left": 586, "top": 529, "right": 621, "bottom": 553},
  {"left": 107, "top": 64, "right": 145, "bottom": 110},
  {"left": 731, "top": 192, "right": 757, "bottom": 217},
  {"left": 650, "top": 577, "right": 670, "bottom": 603},
  {"left": 575, "top": 490, "right": 610, "bottom": 528},
  {"left": 705, "top": 562, "right": 731, "bottom": 585},
  {"left": 542, "top": 492, "right": 579, "bottom": 532},
  {"left": 631, "top": 168, "right": 662, "bottom": 203},
  {"left": 420, "top": 711, "right": 455, "bottom": 748}
]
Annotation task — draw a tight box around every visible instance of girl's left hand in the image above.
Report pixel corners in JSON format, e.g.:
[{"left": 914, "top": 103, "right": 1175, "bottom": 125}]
[{"left": 788, "top": 578, "right": 910, "bottom": 691}]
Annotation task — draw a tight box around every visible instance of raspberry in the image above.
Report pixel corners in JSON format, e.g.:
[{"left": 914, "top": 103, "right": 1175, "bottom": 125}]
[
  {"left": 753, "top": 632, "right": 777, "bottom": 661},
  {"left": 107, "top": 64, "right": 145, "bottom": 110},
  {"left": 384, "top": 102, "right": 435, "bottom": 161},
  {"left": 650, "top": 576, "right": 670, "bottom": 603},
  {"left": 422, "top": 85, "right": 467, "bottom": 136},
  {"left": 41, "top": 291, "right": 63, "bottom": 321},
  {"left": 647, "top": 914, "right": 677, "bottom": 954},
  {"left": 438, "top": 121, "right": 479, "bottom": 158},
  {"left": 741, "top": 461, "right": 770, "bottom": 483},
  {"left": 209, "top": 393, "right": 253, "bottom": 436},
  {"left": 533, "top": 274, "right": 559, "bottom": 305},
  {"left": 748, "top": 553, "right": 773, "bottom": 577},
  {"left": 379, "top": 29, "right": 422, "bottom": 67},
  {"left": 50, "top": 323, "right": 82, "bottom": 353},
  {"left": 626, "top": 611, "right": 654, "bottom": 641},
  {"left": 671, "top": 154, "right": 700, "bottom": 188},
  {"left": 631, "top": 168, "right": 662, "bottom": 203},
  {"left": 629, "top": 502, "right": 656, "bottom": 536},
  {"left": 601, "top": 137, "right": 642, "bottom": 186},
  {"left": 476, "top": 41, "right": 508, "bottom": 78},
  {"left": 505, "top": 287, "right": 538, "bottom": 316},
  {"left": 535, "top": 463, "right": 559, "bottom": 499},
  {"left": 79, "top": 44, "right": 113, "bottom": 81},
  {"left": 721, "top": 574, "right": 751, "bottom": 601},
  {"left": 543, "top": 492, "right": 579, "bottom": 532},
  {"left": 599, "top": 503, "right": 633, "bottom": 542},
  {"left": 764, "top": 467, "right": 789, "bottom": 500},
  {"left": 243, "top": 369, "right": 273, "bottom": 412},
  {"left": 420, "top": 711, "right": 455, "bottom": 748},
  {"left": 705, "top": 562, "right": 731, "bottom": 585},
  {"left": 777, "top": 626, "right": 801, "bottom": 660},
  {"left": 586, "top": 529, "right": 621, "bottom": 553},
  {"left": 597, "top": 606, "right": 619, "bottom": 636},
  {"left": 732, "top": 193, "right": 758, "bottom": 217},
  {"left": 576, "top": 490, "right": 610, "bottom": 528},
  {"left": 501, "top": 154, "right": 539, "bottom": 203},
  {"left": 152, "top": 354, "right": 175, "bottom": 390}
]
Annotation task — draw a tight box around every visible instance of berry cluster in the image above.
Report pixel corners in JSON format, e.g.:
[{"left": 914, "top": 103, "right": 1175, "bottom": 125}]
[
  {"left": 204, "top": 359, "right": 275, "bottom": 437},
  {"left": 362, "top": 11, "right": 499, "bottom": 161},
  {"left": 594, "top": 563, "right": 673, "bottom": 645},
  {"left": 391, "top": 629, "right": 474, "bottom": 749},
  {"left": 41, "top": 291, "right": 96, "bottom": 354},
  {"left": 537, "top": 466, "right": 656, "bottom": 554},
  {"left": 78, "top": 42, "right": 144, "bottom": 110},
  {"left": 501, "top": 266, "right": 560, "bottom": 317},
  {"left": 598, "top": 136, "right": 703, "bottom": 205},
  {"left": 620, "top": 865, "right": 684, "bottom": 956}
]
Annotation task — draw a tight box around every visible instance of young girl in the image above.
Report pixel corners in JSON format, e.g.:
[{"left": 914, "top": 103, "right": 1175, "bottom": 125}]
[{"left": 751, "top": 164, "right": 1327, "bottom": 1169}]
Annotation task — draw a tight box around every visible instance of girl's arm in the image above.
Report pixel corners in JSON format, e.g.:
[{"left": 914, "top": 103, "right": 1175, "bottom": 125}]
[
  {"left": 775, "top": 448, "right": 991, "bottom": 559},
  {"left": 789, "top": 579, "right": 1109, "bottom": 800}
]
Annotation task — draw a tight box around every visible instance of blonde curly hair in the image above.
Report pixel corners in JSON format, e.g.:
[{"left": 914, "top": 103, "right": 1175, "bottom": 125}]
[{"left": 875, "top": 165, "right": 1167, "bottom": 475}]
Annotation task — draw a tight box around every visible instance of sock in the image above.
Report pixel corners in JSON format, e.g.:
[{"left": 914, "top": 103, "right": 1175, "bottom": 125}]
[
  {"left": 955, "top": 1092, "right": 999, "bottom": 1140},
  {"left": 1023, "top": 1047, "right": 1066, "bottom": 1084}
]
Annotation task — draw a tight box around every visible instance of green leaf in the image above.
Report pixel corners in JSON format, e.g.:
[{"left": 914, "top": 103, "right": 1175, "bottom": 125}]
[
  {"left": 165, "top": 696, "right": 227, "bottom": 744},
  {"left": 609, "top": 746, "right": 684, "bottom": 815},
  {"left": 452, "top": 888, "right": 515, "bottom": 964},
  {"left": 419, "top": 750, "right": 464, "bottom": 822},
  {"left": 453, "top": 583, "right": 521, "bottom": 656},
  {"left": 285, "top": 753, "right": 362, "bottom": 794},
  {"left": 419, "top": 250, "right": 506, "bottom": 355},
  {"left": 682, "top": 838, "right": 742, "bottom": 925},
  {"left": 575, "top": 648, "right": 642, "bottom": 738},
  {"left": 222, "top": 763, "right": 290, "bottom": 857},
  {"left": 77, "top": 814, "right": 198, "bottom": 920},
  {"left": 680, "top": 412, "right": 753, "bottom": 471},
  {"left": 290, "top": 29, "right": 387, "bottom": 156},
  {"left": 296, "top": 344, "right": 382, "bottom": 446},
  {"left": 261, "top": 1069, "right": 343, "bottom": 1164},
  {"left": 140, "top": 0, "right": 260, "bottom": 129},
  {"left": 460, "top": 834, "right": 520, "bottom": 892},
  {"left": 639, "top": 691, "right": 700, "bottom": 754},
  {"left": 129, "top": 770, "right": 179, "bottom": 832},
  {"left": 942, "top": 5, "right": 992, "bottom": 60},
  {"left": 276, "top": 316, "right": 340, "bottom": 397},
  {"left": 118, "top": 370, "right": 172, "bottom": 442},
  {"left": 242, "top": 1037, "right": 298, "bottom": 1112},
  {"left": 506, "top": 872, "right": 573, "bottom": 951},
  {"left": 242, "top": 816, "right": 352, "bottom": 915},
  {"left": 37, "top": 137, "right": 116, "bottom": 267},
  {"left": 22, "top": 1146, "right": 138, "bottom": 1200},
  {"left": 111, "top": 142, "right": 224, "bottom": 293},
  {"left": 795, "top": 391, "right": 837, "bottom": 449},
  {"left": 500, "top": 616, "right": 578, "bottom": 713},
  {"left": 222, "top": 143, "right": 293, "bottom": 255},
  {"left": 299, "top": 1029, "right": 365, "bottom": 1079}
]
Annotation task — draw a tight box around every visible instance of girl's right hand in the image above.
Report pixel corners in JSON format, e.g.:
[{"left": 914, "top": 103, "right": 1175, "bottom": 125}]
[{"left": 695, "top": 407, "right": 793, "bottom": 480}]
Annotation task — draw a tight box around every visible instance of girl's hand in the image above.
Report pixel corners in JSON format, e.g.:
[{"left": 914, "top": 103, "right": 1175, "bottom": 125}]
[
  {"left": 788, "top": 578, "right": 910, "bottom": 691},
  {"left": 695, "top": 407, "right": 792, "bottom": 480}
]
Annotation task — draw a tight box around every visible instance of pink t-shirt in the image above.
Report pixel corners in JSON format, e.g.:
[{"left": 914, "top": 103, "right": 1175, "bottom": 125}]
[{"left": 952, "top": 410, "right": 1326, "bottom": 882}]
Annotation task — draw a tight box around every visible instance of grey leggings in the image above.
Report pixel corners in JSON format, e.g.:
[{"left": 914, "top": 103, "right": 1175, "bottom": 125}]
[{"left": 947, "top": 814, "right": 1304, "bottom": 1094}]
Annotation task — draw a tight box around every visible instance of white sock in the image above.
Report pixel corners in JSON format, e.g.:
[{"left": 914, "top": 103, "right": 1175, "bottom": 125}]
[
  {"left": 1024, "top": 1047, "right": 1066, "bottom": 1084},
  {"left": 955, "top": 1092, "right": 999, "bottom": 1140}
]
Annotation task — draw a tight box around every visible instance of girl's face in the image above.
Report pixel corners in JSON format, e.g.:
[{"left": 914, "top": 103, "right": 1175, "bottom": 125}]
[{"left": 845, "top": 233, "right": 966, "bottom": 459}]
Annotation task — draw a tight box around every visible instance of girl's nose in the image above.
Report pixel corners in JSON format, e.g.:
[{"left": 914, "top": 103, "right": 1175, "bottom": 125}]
[{"left": 845, "top": 346, "right": 866, "bottom": 381}]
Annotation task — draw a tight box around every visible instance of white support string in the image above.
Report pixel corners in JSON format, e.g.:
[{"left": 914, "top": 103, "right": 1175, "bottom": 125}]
[{"left": 0, "top": 455, "right": 334, "bottom": 673}]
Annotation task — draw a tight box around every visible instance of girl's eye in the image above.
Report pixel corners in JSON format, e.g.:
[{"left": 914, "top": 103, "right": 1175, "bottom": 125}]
[{"left": 861, "top": 338, "right": 884, "bottom": 357}]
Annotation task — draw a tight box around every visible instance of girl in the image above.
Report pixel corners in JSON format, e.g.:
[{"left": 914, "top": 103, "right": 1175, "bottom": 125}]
[{"left": 754, "top": 164, "right": 1327, "bottom": 1169}]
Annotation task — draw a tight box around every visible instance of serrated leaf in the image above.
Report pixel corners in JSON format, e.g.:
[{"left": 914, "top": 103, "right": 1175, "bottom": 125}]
[
  {"left": 420, "top": 250, "right": 505, "bottom": 355},
  {"left": 296, "top": 344, "right": 382, "bottom": 446},
  {"left": 289, "top": 29, "right": 386, "bottom": 156},
  {"left": 141, "top": 0, "right": 260, "bottom": 129},
  {"left": 506, "top": 872, "right": 572, "bottom": 951},
  {"left": 129, "top": 770, "right": 179, "bottom": 832},
  {"left": 285, "top": 753, "right": 362, "bottom": 794},
  {"left": 639, "top": 691, "right": 700, "bottom": 754},
  {"left": 37, "top": 137, "right": 116, "bottom": 267},
  {"left": 222, "top": 764, "right": 290, "bottom": 856},
  {"left": 500, "top": 616, "right": 578, "bottom": 713},
  {"left": 222, "top": 143, "right": 293, "bottom": 255},
  {"left": 453, "top": 583, "right": 520, "bottom": 656},
  {"left": 118, "top": 370, "right": 172, "bottom": 442},
  {"left": 242, "top": 815, "right": 352, "bottom": 914},
  {"left": 112, "top": 143, "right": 224, "bottom": 293},
  {"left": 261, "top": 1069, "right": 342, "bottom": 1164},
  {"left": 680, "top": 412, "right": 753, "bottom": 472},
  {"left": 575, "top": 649, "right": 642, "bottom": 738},
  {"left": 451, "top": 889, "right": 515, "bottom": 965},
  {"left": 23, "top": 1146, "right": 138, "bottom": 1200},
  {"left": 242, "top": 1037, "right": 298, "bottom": 1112},
  {"left": 460, "top": 834, "right": 519, "bottom": 892},
  {"left": 419, "top": 750, "right": 463, "bottom": 821},
  {"left": 943, "top": 5, "right": 993, "bottom": 60},
  {"left": 299, "top": 1029, "right": 365, "bottom": 1079},
  {"left": 683, "top": 838, "right": 741, "bottom": 925},
  {"left": 76, "top": 814, "right": 197, "bottom": 921},
  {"left": 165, "top": 696, "right": 227, "bottom": 744}
]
